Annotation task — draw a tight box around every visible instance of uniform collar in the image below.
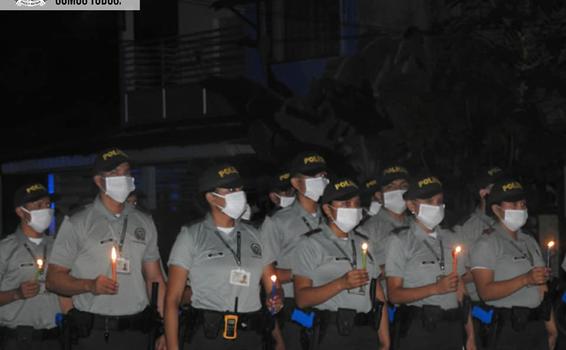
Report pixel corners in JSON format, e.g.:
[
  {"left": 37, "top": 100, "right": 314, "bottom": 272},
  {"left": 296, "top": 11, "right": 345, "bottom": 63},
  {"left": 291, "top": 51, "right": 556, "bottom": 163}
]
[
  {"left": 203, "top": 213, "right": 243, "bottom": 233},
  {"left": 14, "top": 226, "right": 46, "bottom": 246},
  {"left": 378, "top": 208, "right": 410, "bottom": 227},
  {"left": 94, "top": 195, "right": 132, "bottom": 222},
  {"left": 493, "top": 222, "right": 526, "bottom": 243},
  {"left": 292, "top": 200, "right": 322, "bottom": 224},
  {"left": 321, "top": 223, "right": 351, "bottom": 242},
  {"left": 411, "top": 220, "right": 440, "bottom": 242}
]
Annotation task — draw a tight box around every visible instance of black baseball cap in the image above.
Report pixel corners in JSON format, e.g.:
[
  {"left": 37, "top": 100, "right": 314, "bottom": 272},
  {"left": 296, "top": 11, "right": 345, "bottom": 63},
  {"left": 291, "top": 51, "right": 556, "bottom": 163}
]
[
  {"left": 93, "top": 147, "right": 131, "bottom": 174},
  {"left": 403, "top": 174, "right": 443, "bottom": 200},
  {"left": 363, "top": 177, "right": 380, "bottom": 195},
  {"left": 380, "top": 165, "right": 410, "bottom": 187},
  {"left": 321, "top": 177, "right": 360, "bottom": 204},
  {"left": 475, "top": 166, "right": 505, "bottom": 190},
  {"left": 487, "top": 178, "right": 526, "bottom": 207},
  {"left": 198, "top": 164, "right": 244, "bottom": 193},
  {"left": 14, "top": 183, "right": 51, "bottom": 208},
  {"left": 270, "top": 170, "right": 292, "bottom": 191},
  {"left": 290, "top": 151, "right": 327, "bottom": 177}
]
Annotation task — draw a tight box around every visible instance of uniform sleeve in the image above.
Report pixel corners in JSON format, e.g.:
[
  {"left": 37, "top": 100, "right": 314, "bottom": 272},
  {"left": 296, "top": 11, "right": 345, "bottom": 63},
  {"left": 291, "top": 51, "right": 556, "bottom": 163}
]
[
  {"left": 167, "top": 226, "right": 194, "bottom": 271},
  {"left": 0, "top": 243, "right": 9, "bottom": 283},
  {"left": 469, "top": 237, "right": 497, "bottom": 270},
  {"left": 384, "top": 235, "right": 406, "bottom": 278},
  {"left": 260, "top": 216, "right": 281, "bottom": 262},
  {"left": 142, "top": 217, "right": 161, "bottom": 262},
  {"left": 290, "top": 239, "right": 320, "bottom": 281},
  {"left": 49, "top": 216, "right": 80, "bottom": 269}
]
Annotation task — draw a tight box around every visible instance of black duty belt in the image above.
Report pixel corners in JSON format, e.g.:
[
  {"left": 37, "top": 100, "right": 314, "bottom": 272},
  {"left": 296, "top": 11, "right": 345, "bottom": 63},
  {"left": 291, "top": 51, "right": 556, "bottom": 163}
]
[
  {"left": 317, "top": 310, "right": 372, "bottom": 327},
  {"left": 0, "top": 326, "right": 59, "bottom": 341},
  {"left": 91, "top": 310, "right": 146, "bottom": 331},
  {"left": 405, "top": 305, "right": 463, "bottom": 322},
  {"left": 495, "top": 306, "right": 544, "bottom": 322},
  {"left": 193, "top": 308, "right": 265, "bottom": 332}
]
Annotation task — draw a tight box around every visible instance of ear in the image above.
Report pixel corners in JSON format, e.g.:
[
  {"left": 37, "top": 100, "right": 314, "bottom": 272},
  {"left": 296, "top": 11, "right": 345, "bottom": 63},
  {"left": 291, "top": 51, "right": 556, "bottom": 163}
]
[
  {"left": 406, "top": 200, "right": 418, "bottom": 215},
  {"left": 205, "top": 192, "right": 216, "bottom": 206},
  {"left": 479, "top": 188, "right": 490, "bottom": 199},
  {"left": 322, "top": 203, "right": 333, "bottom": 219},
  {"left": 15, "top": 207, "right": 28, "bottom": 222},
  {"left": 290, "top": 177, "right": 303, "bottom": 193},
  {"left": 268, "top": 192, "right": 279, "bottom": 206},
  {"left": 374, "top": 192, "right": 383, "bottom": 203},
  {"left": 93, "top": 175, "right": 105, "bottom": 191},
  {"left": 491, "top": 204, "right": 504, "bottom": 220}
]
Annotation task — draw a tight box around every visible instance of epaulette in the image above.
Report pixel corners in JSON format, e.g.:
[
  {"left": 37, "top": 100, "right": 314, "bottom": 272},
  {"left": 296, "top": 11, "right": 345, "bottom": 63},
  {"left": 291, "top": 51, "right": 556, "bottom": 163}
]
[
  {"left": 482, "top": 227, "right": 495, "bottom": 235},
  {"left": 304, "top": 228, "right": 322, "bottom": 237},
  {"left": 353, "top": 230, "right": 369, "bottom": 240},
  {"left": 391, "top": 226, "right": 410, "bottom": 235}
]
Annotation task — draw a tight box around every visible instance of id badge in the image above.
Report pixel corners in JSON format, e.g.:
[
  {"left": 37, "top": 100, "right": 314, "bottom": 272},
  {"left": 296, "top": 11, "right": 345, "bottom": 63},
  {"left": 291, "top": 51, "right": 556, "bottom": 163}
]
[
  {"left": 117, "top": 257, "right": 131, "bottom": 274},
  {"left": 230, "top": 269, "right": 251, "bottom": 287},
  {"left": 347, "top": 287, "right": 366, "bottom": 296}
]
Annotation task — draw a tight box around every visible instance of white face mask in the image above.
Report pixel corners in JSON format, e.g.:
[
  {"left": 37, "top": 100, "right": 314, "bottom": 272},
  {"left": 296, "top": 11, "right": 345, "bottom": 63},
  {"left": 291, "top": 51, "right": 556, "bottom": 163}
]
[
  {"left": 213, "top": 191, "right": 247, "bottom": 219},
  {"left": 303, "top": 177, "right": 328, "bottom": 202},
  {"left": 417, "top": 203, "right": 445, "bottom": 230},
  {"left": 502, "top": 209, "right": 528, "bottom": 231},
  {"left": 275, "top": 194, "right": 295, "bottom": 208},
  {"left": 105, "top": 176, "right": 135, "bottom": 203},
  {"left": 332, "top": 207, "right": 363, "bottom": 233},
  {"left": 21, "top": 207, "right": 54, "bottom": 233},
  {"left": 368, "top": 201, "right": 382, "bottom": 216},
  {"left": 241, "top": 203, "right": 252, "bottom": 221},
  {"left": 383, "top": 189, "right": 407, "bottom": 214}
]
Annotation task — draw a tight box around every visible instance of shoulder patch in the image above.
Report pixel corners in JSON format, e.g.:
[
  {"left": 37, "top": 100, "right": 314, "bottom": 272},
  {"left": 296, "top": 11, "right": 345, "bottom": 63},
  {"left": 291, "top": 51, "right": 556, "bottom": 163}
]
[
  {"left": 304, "top": 228, "right": 322, "bottom": 237},
  {"left": 391, "top": 226, "right": 410, "bottom": 235},
  {"left": 353, "top": 230, "right": 369, "bottom": 240}
]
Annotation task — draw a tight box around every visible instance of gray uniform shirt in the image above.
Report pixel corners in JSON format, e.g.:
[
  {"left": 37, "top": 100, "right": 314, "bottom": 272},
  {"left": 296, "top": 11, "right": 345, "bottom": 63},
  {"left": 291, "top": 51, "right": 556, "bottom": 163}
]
[
  {"left": 291, "top": 225, "right": 378, "bottom": 313},
  {"left": 453, "top": 208, "right": 495, "bottom": 301},
  {"left": 386, "top": 221, "right": 465, "bottom": 310},
  {"left": 358, "top": 209, "right": 411, "bottom": 267},
  {"left": 469, "top": 224, "right": 544, "bottom": 309},
  {"left": 260, "top": 201, "right": 323, "bottom": 298},
  {"left": 50, "top": 196, "right": 161, "bottom": 316},
  {"left": 0, "top": 228, "right": 61, "bottom": 329},
  {"left": 168, "top": 215, "right": 275, "bottom": 313}
]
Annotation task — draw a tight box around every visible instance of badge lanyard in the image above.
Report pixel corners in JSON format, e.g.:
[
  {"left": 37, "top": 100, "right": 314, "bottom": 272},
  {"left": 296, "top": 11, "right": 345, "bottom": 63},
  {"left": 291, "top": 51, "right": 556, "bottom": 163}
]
[
  {"left": 423, "top": 239, "right": 445, "bottom": 273},
  {"left": 508, "top": 239, "right": 534, "bottom": 266},
  {"left": 109, "top": 217, "right": 129, "bottom": 255},
  {"left": 329, "top": 237, "right": 357, "bottom": 269},
  {"left": 213, "top": 230, "right": 241, "bottom": 266},
  {"left": 23, "top": 242, "right": 47, "bottom": 268},
  {"left": 301, "top": 216, "right": 321, "bottom": 234}
]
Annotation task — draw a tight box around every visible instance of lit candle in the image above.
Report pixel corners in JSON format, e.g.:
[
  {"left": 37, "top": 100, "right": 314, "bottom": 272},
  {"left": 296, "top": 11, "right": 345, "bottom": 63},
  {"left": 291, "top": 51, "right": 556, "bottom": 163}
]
[
  {"left": 111, "top": 247, "right": 117, "bottom": 282},
  {"left": 36, "top": 259, "right": 44, "bottom": 280},
  {"left": 270, "top": 275, "right": 277, "bottom": 314},
  {"left": 361, "top": 243, "right": 368, "bottom": 270},
  {"left": 547, "top": 241, "right": 555, "bottom": 268},
  {"left": 452, "top": 246, "right": 462, "bottom": 274}
]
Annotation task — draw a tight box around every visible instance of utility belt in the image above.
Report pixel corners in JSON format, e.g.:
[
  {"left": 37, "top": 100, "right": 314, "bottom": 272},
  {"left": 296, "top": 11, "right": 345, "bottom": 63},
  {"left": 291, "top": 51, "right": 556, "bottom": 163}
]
[
  {"left": 0, "top": 326, "right": 59, "bottom": 342},
  {"left": 183, "top": 307, "right": 274, "bottom": 341},
  {"left": 393, "top": 304, "right": 464, "bottom": 339},
  {"left": 64, "top": 306, "right": 158, "bottom": 341}
]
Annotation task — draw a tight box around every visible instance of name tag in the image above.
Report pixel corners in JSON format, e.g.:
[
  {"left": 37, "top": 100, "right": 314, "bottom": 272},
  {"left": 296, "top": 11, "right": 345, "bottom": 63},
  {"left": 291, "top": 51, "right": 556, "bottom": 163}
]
[
  {"left": 117, "top": 257, "right": 131, "bottom": 274},
  {"left": 513, "top": 256, "right": 527, "bottom": 262},
  {"left": 421, "top": 260, "right": 436, "bottom": 265},
  {"left": 230, "top": 269, "right": 250, "bottom": 287},
  {"left": 19, "top": 263, "right": 34, "bottom": 268},
  {"left": 207, "top": 252, "right": 225, "bottom": 259}
]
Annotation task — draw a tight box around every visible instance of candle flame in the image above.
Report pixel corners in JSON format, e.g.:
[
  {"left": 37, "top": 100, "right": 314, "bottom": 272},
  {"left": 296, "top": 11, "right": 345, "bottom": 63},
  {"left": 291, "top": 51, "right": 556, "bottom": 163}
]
[
  {"left": 270, "top": 275, "right": 277, "bottom": 283},
  {"left": 36, "top": 259, "right": 43, "bottom": 269},
  {"left": 454, "top": 246, "right": 462, "bottom": 254},
  {"left": 548, "top": 241, "right": 555, "bottom": 249},
  {"left": 362, "top": 243, "right": 368, "bottom": 251},
  {"left": 111, "top": 247, "right": 117, "bottom": 262}
]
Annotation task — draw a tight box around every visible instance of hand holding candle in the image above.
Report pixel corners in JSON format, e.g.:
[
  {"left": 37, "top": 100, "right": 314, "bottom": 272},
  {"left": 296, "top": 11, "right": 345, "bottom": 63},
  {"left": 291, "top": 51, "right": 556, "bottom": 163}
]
[
  {"left": 452, "top": 246, "right": 462, "bottom": 274},
  {"left": 270, "top": 275, "right": 277, "bottom": 314},
  {"left": 547, "top": 241, "right": 555, "bottom": 268},
  {"left": 361, "top": 243, "right": 368, "bottom": 270},
  {"left": 111, "top": 246, "right": 117, "bottom": 282},
  {"left": 36, "top": 258, "right": 44, "bottom": 281}
]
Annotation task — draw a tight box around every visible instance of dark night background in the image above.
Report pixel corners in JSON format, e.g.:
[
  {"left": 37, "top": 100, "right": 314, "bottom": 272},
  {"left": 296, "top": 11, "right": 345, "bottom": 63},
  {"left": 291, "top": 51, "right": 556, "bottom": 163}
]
[{"left": 1, "top": 0, "right": 566, "bottom": 283}]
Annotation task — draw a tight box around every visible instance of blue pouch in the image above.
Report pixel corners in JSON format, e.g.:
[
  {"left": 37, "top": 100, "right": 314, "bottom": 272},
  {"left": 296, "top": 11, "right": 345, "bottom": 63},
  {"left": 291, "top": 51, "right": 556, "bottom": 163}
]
[
  {"left": 388, "top": 305, "right": 397, "bottom": 324},
  {"left": 472, "top": 305, "right": 493, "bottom": 324},
  {"left": 55, "top": 313, "right": 64, "bottom": 327},
  {"left": 561, "top": 291, "right": 566, "bottom": 304},
  {"left": 291, "top": 309, "right": 315, "bottom": 329}
]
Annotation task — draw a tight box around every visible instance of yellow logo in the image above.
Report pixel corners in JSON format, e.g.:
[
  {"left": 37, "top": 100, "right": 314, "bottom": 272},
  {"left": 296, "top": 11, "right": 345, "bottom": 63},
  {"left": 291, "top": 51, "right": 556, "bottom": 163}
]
[
  {"left": 488, "top": 167, "right": 502, "bottom": 176},
  {"left": 334, "top": 180, "right": 356, "bottom": 190},
  {"left": 383, "top": 166, "right": 408, "bottom": 175},
  {"left": 218, "top": 166, "right": 238, "bottom": 178},
  {"left": 25, "top": 184, "right": 46, "bottom": 194},
  {"left": 102, "top": 149, "right": 128, "bottom": 161},
  {"left": 366, "top": 180, "right": 378, "bottom": 188},
  {"left": 303, "top": 155, "right": 325, "bottom": 165},
  {"left": 502, "top": 181, "right": 522, "bottom": 192},
  {"left": 279, "top": 173, "right": 290, "bottom": 181},
  {"left": 418, "top": 177, "right": 441, "bottom": 188}
]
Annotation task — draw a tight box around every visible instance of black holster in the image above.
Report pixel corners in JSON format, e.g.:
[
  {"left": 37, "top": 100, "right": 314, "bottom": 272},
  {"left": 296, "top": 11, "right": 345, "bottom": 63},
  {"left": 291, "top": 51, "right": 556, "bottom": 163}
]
[
  {"left": 66, "top": 308, "right": 94, "bottom": 340},
  {"left": 335, "top": 308, "right": 356, "bottom": 336},
  {"left": 421, "top": 305, "right": 443, "bottom": 332},
  {"left": 510, "top": 307, "right": 531, "bottom": 332},
  {"left": 201, "top": 311, "right": 223, "bottom": 340},
  {"left": 371, "top": 301, "right": 384, "bottom": 331}
]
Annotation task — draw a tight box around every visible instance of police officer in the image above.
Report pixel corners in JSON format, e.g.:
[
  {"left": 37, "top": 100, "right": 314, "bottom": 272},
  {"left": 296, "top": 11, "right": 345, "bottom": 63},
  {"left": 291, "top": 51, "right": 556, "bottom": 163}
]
[
  {"left": 46, "top": 147, "right": 167, "bottom": 350},
  {"left": 359, "top": 165, "right": 411, "bottom": 275},
  {"left": 292, "top": 177, "right": 390, "bottom": 350},
  {"left": 470, "top": 179, "right": 556, "bottom": 350},
  {"left": 454, "top": 166, "right": 504, "bottom": 349},
  {"left": 164, "top": 163, "right": 282, "bottom": 350},
  {"left": 260, "top": 151, "right": 329, "bottom": 349},
  {"left": 0, "top": 183, "right": 65, "bottom": 350},
  {"left": 267, "top": 171, "right": 296, "bottom": 212},
  {"left": 361, "top": 177, "right": 382, "bottom": 218},
  {"left": 385, "top": 174, "right": 474, "bottom": 350}
]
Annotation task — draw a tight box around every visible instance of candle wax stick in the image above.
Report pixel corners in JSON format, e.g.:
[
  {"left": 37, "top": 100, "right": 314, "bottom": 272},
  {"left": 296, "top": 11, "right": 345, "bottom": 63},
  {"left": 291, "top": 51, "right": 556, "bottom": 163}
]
[
  {"left": 111, "top": 247, "right": 117, "bottom": 282},
  {"left": 361, "top": 243, "right": 368, "bottom": 270}
]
